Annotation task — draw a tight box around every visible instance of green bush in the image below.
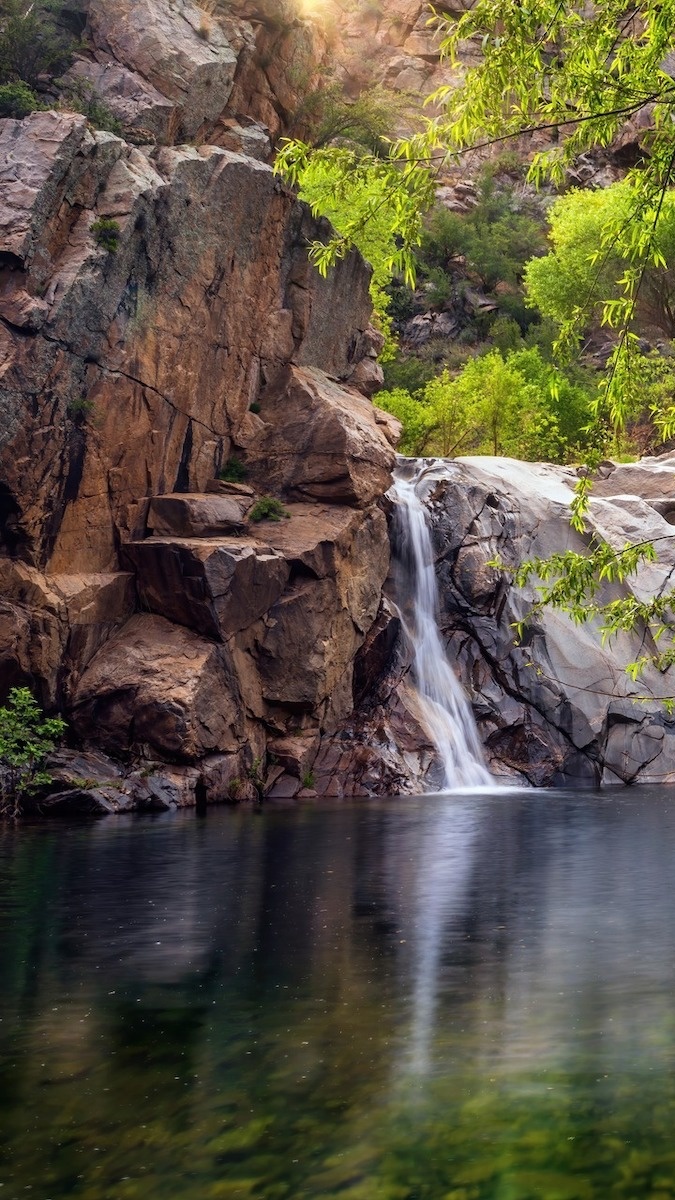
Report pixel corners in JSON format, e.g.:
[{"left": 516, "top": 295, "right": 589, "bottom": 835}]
[
  {"left": 0, "top": 79, "right": 38, "bottom": 117},
  {"left": 67, "top": 395, "right": 94, "bottom": 420},
  {"left": 219, "top": 456, "right": 247, "bottom": 483},
  {"left": 0, "top": 688, "right": 66, "bottom": 818},
  {"left": 63, "top": 80, "right": 123, "bottom": 134},
  {"left": 419, "top": 176, "right": 547, "bottom": 293},
  {"left": 378, "top": 346, "right": 595, "bottom": 463},
  {"left": 524, "top": 180, "right": 675, "bottom": 341},
  {"left": 91, "top": 217, "right": 121, "bottom": 253},
  {"left": 249, "top": 497, "right": 290, "bottom": 523},
  {"left": 0, "top": 0, "right": 75, "bottom": 88}
]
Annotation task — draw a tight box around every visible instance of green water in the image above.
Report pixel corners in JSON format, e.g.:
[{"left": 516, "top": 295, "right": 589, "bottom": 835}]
[{"left": 2, "top": 791, "right": 675, "bottom": 1199}]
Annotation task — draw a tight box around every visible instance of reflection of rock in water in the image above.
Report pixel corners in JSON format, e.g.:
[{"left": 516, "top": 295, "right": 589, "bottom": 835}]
[
  {"left": 5, "top": 800, "right": 675, "bottom": 1196},
  {"left": 389, "top": 462, "right": 493, "bottom": 791}
]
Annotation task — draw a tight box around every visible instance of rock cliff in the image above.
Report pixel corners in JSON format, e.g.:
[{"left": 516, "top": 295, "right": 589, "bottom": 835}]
[
  {"left": 332, "top": 456, "right": 675, "bottom": 793},
  {"left": 0, "top": 108, "right": 397, "bottom": 811}
]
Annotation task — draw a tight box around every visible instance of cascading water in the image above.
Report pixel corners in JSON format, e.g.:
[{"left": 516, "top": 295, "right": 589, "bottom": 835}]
[{"left": 389, "top": 460, "right": 494, "bottom": 791}]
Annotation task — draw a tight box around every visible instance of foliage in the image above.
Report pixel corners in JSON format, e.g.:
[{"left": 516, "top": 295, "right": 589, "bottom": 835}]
[
  {"left": 67, "top": 395, "right": 94, "bottom": 420},
  {"left": 422, "top": 176, "right": 547, "bottom": 293},
  {"left": 525, "top": 182, "right": 675, "bottom": 347},
  {"left": 0, "top": 78, "right": 37, "bottom": 116},
  {"left": 219, "top": 456, "right": 247, "bottom": 483},
  {"left": 280, "top": 1, "right": 675, "bottom": 423},
  {"left": 378, "top": 347, "right": 594, "bottom": 462},
  {"left": 424, "top": 0, "right": 675, "bottom": 430},
  {"left": 249, "top": 497, "right": 290, "bottom": 523},
  {"left": 297, "top": 83, "right": 410, "bottom": 154},
  {"left": 61, "top": 78, "right": 123, "bottom": 135},
  {"left": 0, "top": 688, "right": 66, "bottom": 817},
  {"left": 91, "top": 217, "right": 121, "bottom": 253},
  {"left": 494, "top": 536, "right": 675, "bottom": 697},
  {"left": 382, "top": 350, "right": 440, "bottom": 396},
  {"left": 375, "top": 385, "right": 436, "bottom": 455},
  {"left": 0, "top": 0, "right": 75, "bottom": 88},
  {"left": 275, "top": 140, "right": 435, "bottom": 356}
]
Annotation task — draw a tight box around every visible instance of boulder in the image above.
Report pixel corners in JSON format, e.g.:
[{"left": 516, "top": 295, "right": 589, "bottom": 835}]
[
  {"left": 62, "top": 59, "right": 177, "bottom": 141},
  {"left": 248, "top": 365, "right": 396, "bottom": 505},
  {"left": 124, "top": 537, "right": 291, "bottom": 638},
  {"left": 146, "top": 494, "right": 251, "bottom": 537},
  {"left": 86, "top": 0, "right": 238, "bottom": 140},
  {"left": 71, "top": 614, "right": 245, "bottom": 760}
]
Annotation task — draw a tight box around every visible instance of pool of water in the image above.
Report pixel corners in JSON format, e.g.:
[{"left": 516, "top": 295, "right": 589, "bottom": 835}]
[{"left": 2, "top": 789, "right": 675, "bottom": 1199}]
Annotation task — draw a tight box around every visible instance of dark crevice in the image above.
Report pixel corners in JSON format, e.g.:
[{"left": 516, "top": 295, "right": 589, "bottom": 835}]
[
  {"left": 0, "top": 482, "right": 30, "bottom": 560},
  {"left": 173, "top": 420, "right": 193, "bottom": 493}
]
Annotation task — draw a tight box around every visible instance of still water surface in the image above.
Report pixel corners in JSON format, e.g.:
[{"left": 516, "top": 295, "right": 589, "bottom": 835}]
[{"left": 2, "top": 790, "right": 675, "bottom": 1199}]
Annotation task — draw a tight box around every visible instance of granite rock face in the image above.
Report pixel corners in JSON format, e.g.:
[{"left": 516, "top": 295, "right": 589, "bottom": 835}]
[
  {"left": 0, "top": 109, "right": 394, "bottom": 811},
  {"left": 57, "top": 0, "right": 333, "bottom": 147},
  {"left": 330, "top": 455, "right": 675, "bottom": 794}
]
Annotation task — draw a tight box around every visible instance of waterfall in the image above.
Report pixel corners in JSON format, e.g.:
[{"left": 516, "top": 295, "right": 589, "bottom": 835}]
[{"left": 389, "top": 460, "right": 494, "bottom": 791}]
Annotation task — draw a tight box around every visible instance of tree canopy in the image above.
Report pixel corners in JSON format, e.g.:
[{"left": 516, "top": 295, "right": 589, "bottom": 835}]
[
  {"left": 275, "top": 0, "right": 675, "bottom": 695},
  {"left": 277, "top": 0, "right": 675, "bottom": 424}
]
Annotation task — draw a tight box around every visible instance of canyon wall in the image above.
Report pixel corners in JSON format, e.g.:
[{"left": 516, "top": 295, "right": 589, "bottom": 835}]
[{"left": 0, "top": 103, "right": 398, "bottom": 811}]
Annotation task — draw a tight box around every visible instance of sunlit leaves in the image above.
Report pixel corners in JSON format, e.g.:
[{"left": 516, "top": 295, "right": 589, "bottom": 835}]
[{"left": 275, "top": 139, "right": 435, "bottom": 290}]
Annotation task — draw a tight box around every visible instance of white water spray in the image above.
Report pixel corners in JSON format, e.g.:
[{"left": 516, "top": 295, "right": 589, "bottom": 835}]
[{"left": 389, "top": 461, "right": 493, "bottom": 791}]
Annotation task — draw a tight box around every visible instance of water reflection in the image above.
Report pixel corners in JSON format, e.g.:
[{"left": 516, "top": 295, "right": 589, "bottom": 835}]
[{"left": 1, "top": 793, "right": 675, "bottom": 1198}]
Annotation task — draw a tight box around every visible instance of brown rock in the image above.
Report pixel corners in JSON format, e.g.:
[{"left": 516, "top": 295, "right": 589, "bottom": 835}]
[
  {"left": 62, "top": 59, "right": 176, "bottom": 142},
  {"left": 72, "top": 614, "right": 245, "bottom": 760},
  {"left": 265, "top": 773, "right": 300, "bottom": 799},
  {"left": 147, "top": 493, "right": 251, "bottom": 537},
  {"left": 124, "top": 537, "right": 290, "bottom": 638},
  {"left": 86, "top": 0, "right": 238, "bottom": 140},
  {"left": 0, "top": 114, "right": 375, "bottom": 572},
  {"left": 267, "top": 732, "right": 319, "bottom": 779},
  {"left": 248, "top": 365, "right": 395, "bottom": 505}
]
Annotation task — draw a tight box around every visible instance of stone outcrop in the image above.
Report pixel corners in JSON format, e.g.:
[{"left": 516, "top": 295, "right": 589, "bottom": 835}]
[
  {"left": 331, "top": 455, "right": 675, "bottom": 793},
  {"left": 56, "top": 0, "right": 334, "bottom": 147},
  {"left": 0, "top": 108, "right": 395, "bottom": 812}
]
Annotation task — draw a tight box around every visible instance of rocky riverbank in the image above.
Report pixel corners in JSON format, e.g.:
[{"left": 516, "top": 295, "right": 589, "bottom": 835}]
[{"left": 332, "top": 455, "right": 675, "bottom": 793}]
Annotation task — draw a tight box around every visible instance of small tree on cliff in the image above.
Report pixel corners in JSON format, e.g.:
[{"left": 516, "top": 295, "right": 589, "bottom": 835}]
[
  {"left": 0, "top": 0, "right": 74, "bottom": 87},
  {"left": 0, "top": 688, "right": 66, "bottom": 818}
]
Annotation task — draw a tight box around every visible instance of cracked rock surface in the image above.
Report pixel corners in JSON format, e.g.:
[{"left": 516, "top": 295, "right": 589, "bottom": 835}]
[
  {"left": 332, "top": 455, "right": 675, "bottom": 793},
  {"left": 0, "top": 109, "right": 395, "bottom": 812}
]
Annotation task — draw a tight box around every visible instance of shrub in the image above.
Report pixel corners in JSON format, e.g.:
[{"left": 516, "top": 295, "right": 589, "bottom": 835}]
[
  {"left": 67, "top": 395, "right": 94, "bottom": 419},
  {"left": 0, "top": 688, "right": 66, "bottom": 818},
  {"left": 0, "top": 0, "right": 75, "bottom": 89},
  {"left": 249, "top": 497, "right": 290, "bottom": 522},
  {"left": 524, "top": 180, "right": 675, "bottom": 341},
  {"left": 219, "top": 456, "right": 247, "bottom": 483},
  {"left": 91, "top": 217, "right": 121, "bottom": 253},
  {"left": 0, "top": 79, "right": 38, "bottom": 117},
  {"left": 380, "top": 347, "right": 596, "bottom": 463},
  {"left": 62, "top": 80, "right": 123, "bottom": 135}
]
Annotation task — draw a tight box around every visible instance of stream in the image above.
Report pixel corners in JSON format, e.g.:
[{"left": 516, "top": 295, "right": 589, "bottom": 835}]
[{"left": 2, "top": 793, "right": 675, "bottom": 1199}]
